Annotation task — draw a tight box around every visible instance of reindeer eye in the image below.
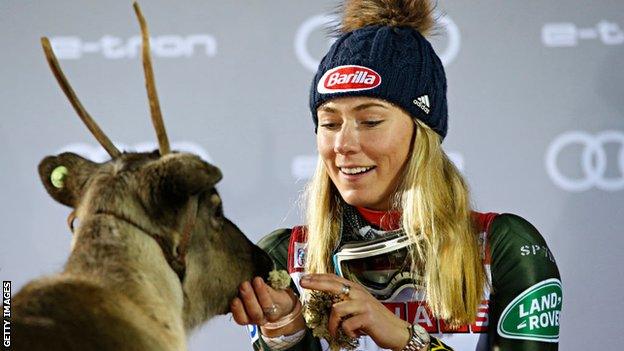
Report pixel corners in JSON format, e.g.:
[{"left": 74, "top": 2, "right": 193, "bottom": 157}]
[{"left": 51, "top": 166, "right": 69, "bottom": 188}]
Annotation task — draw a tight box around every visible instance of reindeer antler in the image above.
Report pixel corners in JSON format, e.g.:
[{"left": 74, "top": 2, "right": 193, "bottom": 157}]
[
  {"left": 133, "top": 2, "right": 170, "bottom": 156},
  {"left": 40, "top": 38, "right": 121, "bottom": 158}
]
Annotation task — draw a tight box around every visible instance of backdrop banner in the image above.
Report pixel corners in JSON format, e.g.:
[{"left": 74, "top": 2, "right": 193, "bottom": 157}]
[{"left": 1, "top": 1, "right": 622, "bottom": 350}]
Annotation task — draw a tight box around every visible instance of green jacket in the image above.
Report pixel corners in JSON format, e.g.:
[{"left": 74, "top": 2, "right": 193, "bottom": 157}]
[{"left": 246, "top": 213, "right": 561, "bottom": 350}]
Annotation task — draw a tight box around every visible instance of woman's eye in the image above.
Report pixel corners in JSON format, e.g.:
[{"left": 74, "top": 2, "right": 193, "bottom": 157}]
[
  {"left": 362, "top": 120, "right": 383, "bottom": 127},
  {"left": 320, "top": 122, "right": 339, "bottom": 129}
]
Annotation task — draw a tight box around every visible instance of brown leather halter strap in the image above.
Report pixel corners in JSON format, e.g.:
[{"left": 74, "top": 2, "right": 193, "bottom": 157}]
[
  {"left": 66, "top": 195, "right": 200, "bottom": 282},
  {"left": 167, "top": 195, "right": 199, "bottom": 281}
]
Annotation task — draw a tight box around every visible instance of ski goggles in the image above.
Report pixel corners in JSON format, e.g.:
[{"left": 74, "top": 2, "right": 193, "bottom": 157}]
[{"left": 333, "top": 233, "right": 419, "bottom": 300}]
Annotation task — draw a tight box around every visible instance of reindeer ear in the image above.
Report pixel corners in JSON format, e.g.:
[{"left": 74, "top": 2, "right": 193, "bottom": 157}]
[
  {"left": 38, "top": 152, "right": 98, "bottom": 208},
  {"left": 143, "top": 153, "right": 222, "bottom": 206}
]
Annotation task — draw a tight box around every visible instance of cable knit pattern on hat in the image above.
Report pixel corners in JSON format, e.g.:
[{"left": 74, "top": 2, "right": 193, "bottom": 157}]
[{"left": 309, "top": 0, "right": 448, "bottom": 140}]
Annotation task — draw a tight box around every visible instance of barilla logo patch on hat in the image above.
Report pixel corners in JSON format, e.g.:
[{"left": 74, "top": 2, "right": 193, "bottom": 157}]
[{"left": 317, "top": 65, "right": 381, "bottom": 94}]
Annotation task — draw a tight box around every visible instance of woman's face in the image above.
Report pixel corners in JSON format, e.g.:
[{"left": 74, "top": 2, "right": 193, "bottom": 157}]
[{"left": 316, "top": 96, "right": 414, "bottom": 210}]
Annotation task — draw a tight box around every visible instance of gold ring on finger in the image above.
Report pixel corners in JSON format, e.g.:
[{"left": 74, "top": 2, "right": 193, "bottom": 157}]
[
  {"left": 262, "top": 304, "right": 279, "bottom": 316},
  {"left": 340, "top": 283, "right": 351, "bottom": 298}
]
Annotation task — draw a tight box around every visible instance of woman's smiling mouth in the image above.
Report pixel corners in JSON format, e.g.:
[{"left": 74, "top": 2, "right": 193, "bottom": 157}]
[{"left": 339, "top": 166, "right": 377, "bottom": 175}]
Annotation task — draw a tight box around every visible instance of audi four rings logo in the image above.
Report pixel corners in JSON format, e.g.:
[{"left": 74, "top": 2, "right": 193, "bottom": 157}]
[
  {"left": 546, "top": 131, "right": 624, "bottom": 192},
  {"left": 294, "top": 12, "right": 461, "bottom": 72}
]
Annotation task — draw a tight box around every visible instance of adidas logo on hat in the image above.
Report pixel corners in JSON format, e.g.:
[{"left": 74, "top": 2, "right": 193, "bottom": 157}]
[{"left": 413, "top": 95, "right": 431, "bottom": 114}]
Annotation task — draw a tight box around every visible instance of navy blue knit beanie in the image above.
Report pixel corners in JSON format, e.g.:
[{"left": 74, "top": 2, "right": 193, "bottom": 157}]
[{"left": 309, "top": 0, "right": 448, "bottom": 140}]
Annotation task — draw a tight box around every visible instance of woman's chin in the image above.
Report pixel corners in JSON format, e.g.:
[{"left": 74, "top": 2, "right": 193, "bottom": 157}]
[{"left": 339, "top": 192, "right": 383, "bottom": 210}]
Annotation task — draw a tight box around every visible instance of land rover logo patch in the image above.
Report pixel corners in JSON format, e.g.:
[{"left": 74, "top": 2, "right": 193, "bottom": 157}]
[{"left": 497, "top": 278, "right": 562, "bottom": 342}]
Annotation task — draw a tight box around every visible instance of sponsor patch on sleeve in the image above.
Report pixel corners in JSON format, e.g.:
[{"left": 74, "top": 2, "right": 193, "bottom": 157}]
[
  {"left": 246, "top": 324, "right": 259, "bottom": 343},
  {"left": 430, "top": 337, "right": 454, "bottom": 350},
  {"left": 288, "top": 226, "right": 308, "bottom": 273},
  {"left": 497, "top": 278, "right": 562, "bottom": 343},
  {"left": 293, "top": 242, "right": 307, "bottom": 269}
]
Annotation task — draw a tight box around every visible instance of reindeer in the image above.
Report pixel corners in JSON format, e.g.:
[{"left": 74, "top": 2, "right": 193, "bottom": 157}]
[{"left": 11, "top": 3, "right": 273, "bottom": 350}]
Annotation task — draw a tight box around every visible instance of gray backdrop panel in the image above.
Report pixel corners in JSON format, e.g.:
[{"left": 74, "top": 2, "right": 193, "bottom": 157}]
[{"left": 1, "top": 1, "right": 622, "bottom": 349}]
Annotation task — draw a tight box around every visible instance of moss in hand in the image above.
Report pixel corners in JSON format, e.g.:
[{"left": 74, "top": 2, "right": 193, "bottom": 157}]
[
  {"left": 267, "top": 269, "right": 291, "bottom": 290},
  {"left": 303, "top": 290, "right": 358, "bottom": 351}
]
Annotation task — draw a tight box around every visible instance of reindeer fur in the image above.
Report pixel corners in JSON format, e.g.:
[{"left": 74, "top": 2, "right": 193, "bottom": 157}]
[{"left": 13, "top": 152, "right": 273, "bottom": 351}]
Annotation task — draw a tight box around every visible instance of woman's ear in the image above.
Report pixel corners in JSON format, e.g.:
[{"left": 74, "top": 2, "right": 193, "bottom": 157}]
[
  {"left": 38, "top": 152, "right": 98, "bottom": 208},
  {"left": 141, "top": 153, "right": 222, "bottom": 208}
]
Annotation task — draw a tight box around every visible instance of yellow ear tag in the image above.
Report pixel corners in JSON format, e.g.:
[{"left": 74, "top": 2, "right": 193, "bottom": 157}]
[{"left": 51, "top": 166, "right": 69, "bottom": 189}]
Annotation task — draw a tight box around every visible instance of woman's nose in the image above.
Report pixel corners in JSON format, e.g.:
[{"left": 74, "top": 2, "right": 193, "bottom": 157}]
[{"left": 334, "top": 124, "right": 359, "bottom": 155}]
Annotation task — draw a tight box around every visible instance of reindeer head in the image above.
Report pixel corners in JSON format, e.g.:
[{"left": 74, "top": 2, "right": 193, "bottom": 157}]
[{"left": 37, "top": 3, "right": 273, "bottom": 329}]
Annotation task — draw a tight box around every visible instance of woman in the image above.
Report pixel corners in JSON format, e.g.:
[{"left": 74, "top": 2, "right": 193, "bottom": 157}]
[{"left": 231, "top": 1, "right": 561, "bottom": 350}]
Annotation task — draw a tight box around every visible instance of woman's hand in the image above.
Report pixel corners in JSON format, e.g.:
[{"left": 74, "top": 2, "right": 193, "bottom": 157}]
[
  {"left": 300, "top": 273, "right": 412, "bottom": 351},
  {"left": 230, "top": 276, "right": 305, "bottom": 337}
]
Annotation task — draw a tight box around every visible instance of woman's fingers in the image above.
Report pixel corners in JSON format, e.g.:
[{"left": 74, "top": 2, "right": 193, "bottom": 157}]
[
  {"left": 300, "top": 273, "right": 357, "bottom": 296},
  {"left": 233, "top": 278, "right": 296, "bottom": 326},
  {"left": 238, "top": 280, "right": 267, "bottom": 325},
  {"left": 252, "top": 277, "right": 280, "bottom": 322},
  {"left": 230, "top": 297, "right": 250, "bottom": 325},
  {"left": 340, "top": 313, "right": 372, "bottom": 339},
  {"left": 299, "top": 274, "right": 412, "bottom": 349},
  {"left": 301, "top": 273, "right": 371, "bottom": 337},
  {"left": 328, "top": 300, "right": 362, "bottom": 337}
]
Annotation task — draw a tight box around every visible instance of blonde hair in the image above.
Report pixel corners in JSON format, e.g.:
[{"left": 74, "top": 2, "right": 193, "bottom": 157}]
[{"left": 303, "top": 120, "right": 486, "bottom": 326}]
